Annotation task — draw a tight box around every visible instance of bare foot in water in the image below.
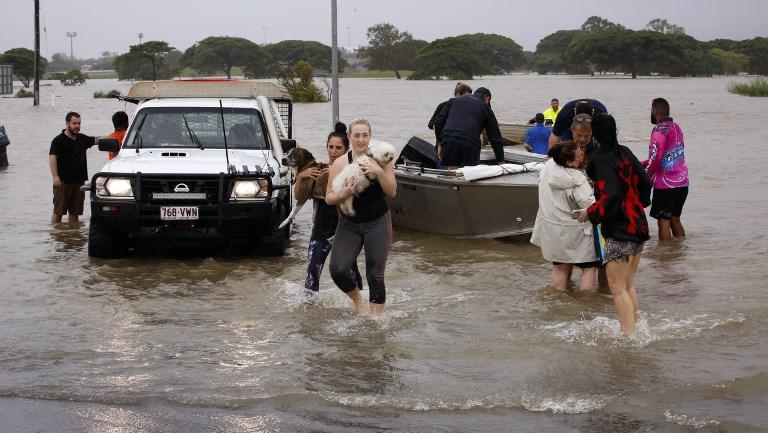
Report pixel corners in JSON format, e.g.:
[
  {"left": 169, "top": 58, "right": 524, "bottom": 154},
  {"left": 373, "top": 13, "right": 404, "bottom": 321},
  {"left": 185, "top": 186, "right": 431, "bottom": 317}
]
[
  {"left": 370, "top": 303, "right": 385, "bottom": 318},
  {"left": 346, "top": 289, "right": 365, "bottom": 313}
]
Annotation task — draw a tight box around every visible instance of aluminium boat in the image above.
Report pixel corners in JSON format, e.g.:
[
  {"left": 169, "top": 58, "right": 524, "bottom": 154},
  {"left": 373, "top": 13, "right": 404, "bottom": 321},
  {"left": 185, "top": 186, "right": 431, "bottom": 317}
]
[{"left": 388, "top": 137, "right": 547, "bottom": 238}]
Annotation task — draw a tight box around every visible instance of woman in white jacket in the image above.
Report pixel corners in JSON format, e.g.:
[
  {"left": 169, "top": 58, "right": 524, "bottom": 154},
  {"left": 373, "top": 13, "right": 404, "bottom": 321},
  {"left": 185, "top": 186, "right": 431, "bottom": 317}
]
[{"left": 531, "top": 140, "right": 597, "bottom": 291}]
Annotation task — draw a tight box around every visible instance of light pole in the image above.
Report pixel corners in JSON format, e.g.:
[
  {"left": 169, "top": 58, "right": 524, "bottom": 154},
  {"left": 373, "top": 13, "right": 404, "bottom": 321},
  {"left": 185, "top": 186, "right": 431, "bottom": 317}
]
[
  {"left": 138, "top": 32, "right": 143, "bottom": 45},
  {"left": 331, "top": 0, "right": 339, "bottom": 125},
  {"left": 65, "top": 31, "right": 77, "bottom": 68}
]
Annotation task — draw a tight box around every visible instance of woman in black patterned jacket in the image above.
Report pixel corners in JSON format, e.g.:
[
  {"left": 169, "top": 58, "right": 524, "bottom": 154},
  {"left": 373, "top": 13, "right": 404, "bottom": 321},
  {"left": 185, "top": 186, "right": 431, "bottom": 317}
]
[{"left": 578, "top": 113, "right": 651, "bottom": 335}]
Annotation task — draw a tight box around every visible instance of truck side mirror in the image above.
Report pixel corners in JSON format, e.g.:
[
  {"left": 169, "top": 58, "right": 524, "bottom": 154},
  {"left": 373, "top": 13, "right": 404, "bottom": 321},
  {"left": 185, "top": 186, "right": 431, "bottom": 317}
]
[
  {"left": 280, "top": 138, "right": 297, "bottom": 153},
  {"left": 97, "top": 138, "right": 121, "bottom": 153}
]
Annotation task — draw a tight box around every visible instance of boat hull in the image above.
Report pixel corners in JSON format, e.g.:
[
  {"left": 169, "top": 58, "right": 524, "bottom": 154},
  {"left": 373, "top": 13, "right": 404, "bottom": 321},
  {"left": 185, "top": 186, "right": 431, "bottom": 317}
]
[{"left": 388, "top": 170, "right": 540, "bottom": 238}]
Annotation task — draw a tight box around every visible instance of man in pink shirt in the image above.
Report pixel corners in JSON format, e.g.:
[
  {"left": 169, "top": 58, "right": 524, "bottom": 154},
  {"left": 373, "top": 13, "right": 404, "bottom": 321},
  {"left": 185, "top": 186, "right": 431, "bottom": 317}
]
[{"left": 644, "top": 98, "right": 689, "bottom": 241}]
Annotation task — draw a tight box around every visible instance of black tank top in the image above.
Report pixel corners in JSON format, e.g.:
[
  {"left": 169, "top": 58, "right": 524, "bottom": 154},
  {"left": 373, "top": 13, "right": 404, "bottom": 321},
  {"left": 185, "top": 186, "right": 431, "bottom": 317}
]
[{"left": 346, "top": 151, "right": 389, "bottom": 223}]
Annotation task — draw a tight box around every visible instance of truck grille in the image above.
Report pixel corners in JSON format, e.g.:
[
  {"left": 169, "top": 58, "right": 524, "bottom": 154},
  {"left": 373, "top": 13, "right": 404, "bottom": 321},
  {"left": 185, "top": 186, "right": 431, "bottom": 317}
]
[
  {"left": 140, "top": 176, "right": 230, "bottom": 204},
  {"left": 151, "top": 192, "right": 208, "bottom": 200}
]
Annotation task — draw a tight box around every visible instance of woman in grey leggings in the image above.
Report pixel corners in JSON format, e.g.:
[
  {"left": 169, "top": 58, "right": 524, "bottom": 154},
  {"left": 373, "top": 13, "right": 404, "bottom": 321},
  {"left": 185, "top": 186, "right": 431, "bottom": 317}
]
[{"left": 325, "top": 118, "right": 397, "bottom": 316}]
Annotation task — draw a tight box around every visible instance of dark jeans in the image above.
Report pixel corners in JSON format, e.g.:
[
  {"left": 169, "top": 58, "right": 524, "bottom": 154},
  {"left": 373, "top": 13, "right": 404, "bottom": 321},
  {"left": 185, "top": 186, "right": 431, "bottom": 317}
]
[{"left": 329, "top": 212, "right": 392, "bottom": 304}]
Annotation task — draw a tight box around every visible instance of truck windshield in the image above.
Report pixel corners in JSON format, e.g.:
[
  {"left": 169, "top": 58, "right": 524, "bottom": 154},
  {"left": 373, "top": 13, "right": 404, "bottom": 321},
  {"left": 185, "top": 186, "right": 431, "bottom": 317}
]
[{"left": 124, "top": 107, "right": 269, "bottom": 150}]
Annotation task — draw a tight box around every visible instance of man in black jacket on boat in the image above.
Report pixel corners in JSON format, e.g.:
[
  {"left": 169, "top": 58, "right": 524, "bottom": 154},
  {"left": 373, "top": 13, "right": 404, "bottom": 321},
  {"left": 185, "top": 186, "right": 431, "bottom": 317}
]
[{"left": 434, "top": 87, "right": 504, "bottom": 167}]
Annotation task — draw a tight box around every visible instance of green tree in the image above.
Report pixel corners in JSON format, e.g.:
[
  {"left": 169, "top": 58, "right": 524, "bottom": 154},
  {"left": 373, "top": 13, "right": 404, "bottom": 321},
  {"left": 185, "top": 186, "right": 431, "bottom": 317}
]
[
  {"left": 264, "top": 40, "right": 347, "bottom": 73},
  {"left": 181, "top": 36, "right": 269, "bottom": 79},
  {"left": 532, "top": 30, "right": 582, "bottom": 74},
  {"left": 645, "top": 18, "right": 686, "bottom": 35},
  {"left": 276, "top": 60, "right": 327, "bottom": 102},
  {"left": 0, "top": 48, "right": 48, "bottom": 88},
  {"left": 667, "top": 34, "right": 719, "bottom": 77},
  {"left": 580, "top": 16, "right": 625, "bottom": 33},
  {"left": 357, "top": 23, "right": 418, "bottom": 79},
  {"left": 567, "top": 30, "right": 685, "bottom": 78},
  {"left": 460, "top": 33, "right": 524, "bottom": 74},
  {"left": 737, "top": 37, "right": 768, "bottom": 75},
  {"left": 115, "top": 41, "right": 178, "bottom": 81},
  {"left": 409, "top": 36, "right": 493, "bottom": 80},
  {"left": 710, "top": 48, "right": 749, "bottom": 75}
]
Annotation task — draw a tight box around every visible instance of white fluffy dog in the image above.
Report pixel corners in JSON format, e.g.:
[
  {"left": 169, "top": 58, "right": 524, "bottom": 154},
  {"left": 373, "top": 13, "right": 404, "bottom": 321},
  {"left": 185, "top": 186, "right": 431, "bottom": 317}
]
[{"left": 332, "top": 140, "right": 396, "bottom": 217}]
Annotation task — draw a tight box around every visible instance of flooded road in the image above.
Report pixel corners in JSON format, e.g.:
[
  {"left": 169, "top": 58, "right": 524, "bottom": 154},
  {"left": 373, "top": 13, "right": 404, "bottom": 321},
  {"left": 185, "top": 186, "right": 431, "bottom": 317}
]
[{"left": 1, "top": 76, "right": 767, "bottom": 432}]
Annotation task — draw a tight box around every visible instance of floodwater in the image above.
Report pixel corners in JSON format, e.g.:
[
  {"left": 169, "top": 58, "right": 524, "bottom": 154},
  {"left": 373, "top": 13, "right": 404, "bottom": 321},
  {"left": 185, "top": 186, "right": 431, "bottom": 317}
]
[{"left": 1, "top": 76, "right": 767, "bottom": 432}]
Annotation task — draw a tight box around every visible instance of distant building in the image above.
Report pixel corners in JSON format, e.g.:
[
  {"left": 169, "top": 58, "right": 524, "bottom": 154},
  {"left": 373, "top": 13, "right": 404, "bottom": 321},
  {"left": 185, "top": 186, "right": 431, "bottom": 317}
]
[{"left": 0, "top": 65, "right": 12, "bottom": 95}]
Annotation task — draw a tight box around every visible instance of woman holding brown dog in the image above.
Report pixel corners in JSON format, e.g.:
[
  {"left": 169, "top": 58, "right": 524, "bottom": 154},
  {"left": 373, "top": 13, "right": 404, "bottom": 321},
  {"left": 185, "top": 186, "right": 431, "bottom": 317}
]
[
  {"left": 300, "top": 122, "right": 362, "bottom": 301},
  {"left": 325, "top": 118, "right": 397, "bottom": 317}
]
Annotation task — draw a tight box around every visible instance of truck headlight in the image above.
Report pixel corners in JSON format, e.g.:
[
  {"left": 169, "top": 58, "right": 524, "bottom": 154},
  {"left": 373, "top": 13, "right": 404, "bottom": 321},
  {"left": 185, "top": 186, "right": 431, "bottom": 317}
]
[
  {"left": 231, "top": 179, "right": 269, "bottom": 199},
  {"left": 95, "top": 176, "right": 134, "bottom": 198}
]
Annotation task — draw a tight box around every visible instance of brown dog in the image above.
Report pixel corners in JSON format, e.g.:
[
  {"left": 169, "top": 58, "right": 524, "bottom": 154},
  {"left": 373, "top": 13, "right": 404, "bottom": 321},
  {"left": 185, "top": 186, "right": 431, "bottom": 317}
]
[{"left": 279, "top": 147, "right": 329, "bottom": 228}]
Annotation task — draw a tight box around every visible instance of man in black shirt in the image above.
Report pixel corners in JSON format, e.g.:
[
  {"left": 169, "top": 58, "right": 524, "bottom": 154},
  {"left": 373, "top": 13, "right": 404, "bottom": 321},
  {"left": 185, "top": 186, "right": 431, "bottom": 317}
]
[
  {"left": 48, "top": 111, "right": 98, "bottom": 224},
  {"left": 434, "top": 87, "right": 504, "bottom": 167},
  {"left": 427, "top": 82, "right": 473, "bottom": 154}
]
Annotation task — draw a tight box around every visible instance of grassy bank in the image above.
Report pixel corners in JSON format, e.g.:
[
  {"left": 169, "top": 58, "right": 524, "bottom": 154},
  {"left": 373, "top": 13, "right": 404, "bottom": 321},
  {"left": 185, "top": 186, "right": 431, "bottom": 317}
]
[{"left": 728, "top": 77, "right": 768, "bottom": 97}]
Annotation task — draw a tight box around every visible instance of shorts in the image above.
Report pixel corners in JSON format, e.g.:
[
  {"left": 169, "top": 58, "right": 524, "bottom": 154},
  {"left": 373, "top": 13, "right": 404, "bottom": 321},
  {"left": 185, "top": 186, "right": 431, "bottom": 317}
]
[
  {"left": 553, "top": 261, "right": 600, "bottom": 269},
  {"left": 603, "top": 238, "right": 644, "bottom": 263},
  {"left": 650, "top": 186, "right": 688, "bottom": 220},
  {"left": 53, "top": 182, "right": 85, "bottom": 216}
]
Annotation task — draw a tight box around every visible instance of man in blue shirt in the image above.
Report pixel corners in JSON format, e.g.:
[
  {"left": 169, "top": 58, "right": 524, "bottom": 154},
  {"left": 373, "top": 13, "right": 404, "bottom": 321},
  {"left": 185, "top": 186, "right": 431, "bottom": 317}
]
[{"left": 524, "top": 113, "right": 550, "bottom": 155}]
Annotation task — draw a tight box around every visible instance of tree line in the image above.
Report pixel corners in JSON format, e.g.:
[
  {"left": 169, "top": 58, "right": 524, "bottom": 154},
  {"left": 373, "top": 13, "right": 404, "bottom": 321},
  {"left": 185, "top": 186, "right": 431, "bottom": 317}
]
[{"left": 2, "top": 16, "right": 766, "bottom": 87}]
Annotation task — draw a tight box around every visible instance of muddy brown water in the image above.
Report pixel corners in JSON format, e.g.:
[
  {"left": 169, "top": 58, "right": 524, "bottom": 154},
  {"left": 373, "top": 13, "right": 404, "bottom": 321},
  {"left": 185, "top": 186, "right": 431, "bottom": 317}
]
[{"left": 1, "top": 76, "right": 767, "bottom": 432}]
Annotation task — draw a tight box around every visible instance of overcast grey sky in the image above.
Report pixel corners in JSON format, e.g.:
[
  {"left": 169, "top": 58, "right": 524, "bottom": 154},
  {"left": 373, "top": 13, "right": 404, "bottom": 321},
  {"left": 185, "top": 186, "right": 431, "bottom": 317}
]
[{"left": 1, "top": 0, "right": 766, "bottom": 59}]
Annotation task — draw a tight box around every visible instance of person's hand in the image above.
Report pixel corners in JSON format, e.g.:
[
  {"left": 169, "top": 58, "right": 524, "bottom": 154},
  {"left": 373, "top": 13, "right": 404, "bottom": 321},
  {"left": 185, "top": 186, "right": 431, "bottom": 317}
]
[
  {"left": 53, "top": 176, "right": 62, "bottom": 188},
  {"left": 359, "top": 157, "right": 383, "bottom": 177},
  {"left": 525, "top": 144, "right": 532, "bottom": 152},
  {"left": 298, "top": 167, "right": 325, "bottom": 180},
  {"left": 577, "top": 210, "right": 589, "bottom": 223},
  {"left": 340, "top": 176, "right": 357, "bottom": 199}
]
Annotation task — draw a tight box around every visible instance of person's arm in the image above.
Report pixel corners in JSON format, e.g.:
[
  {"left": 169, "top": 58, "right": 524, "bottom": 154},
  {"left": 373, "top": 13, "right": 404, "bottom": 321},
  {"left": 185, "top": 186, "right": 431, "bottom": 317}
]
[
  {"left": 360, "top": 158, "right": 397, "bottom": 198},
  {"left": 83, "top": 134, "right": 98, "bottom": 148},
  {"left": 485, "top": 109, "right": 504, "bottom": 162},
  {"left": 573, "top": 174, "right": 596, "bottom": 209},
  {"left": 644, "top": 129, "right": 665, "bottom": 175},
  {"left": 293, "top": 166, "right": 323, "bottom": 197},
  {"left": 434, "top": 99, "right": 453, "bottom": 140},
  {"left": 325, "top": 158, "right": 355, "bottom": 206},
  {"left": 631, "top": 152, "right": 653, "bottom": 208},
  {"left": 524, "top": 129, "right": 533, "bottom": 152},
  {"left": 427, "top": 101, "right": 445, "bottom": 130},
  {"left": 49, "top": 155, "right": 61, "bottom": 187}
]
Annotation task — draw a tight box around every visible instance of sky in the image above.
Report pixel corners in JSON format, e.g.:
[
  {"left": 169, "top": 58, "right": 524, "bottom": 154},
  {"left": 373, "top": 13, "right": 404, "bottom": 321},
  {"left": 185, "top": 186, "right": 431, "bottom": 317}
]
[{"left": 1, "top": 0, "right": 767, "bottom": 59}]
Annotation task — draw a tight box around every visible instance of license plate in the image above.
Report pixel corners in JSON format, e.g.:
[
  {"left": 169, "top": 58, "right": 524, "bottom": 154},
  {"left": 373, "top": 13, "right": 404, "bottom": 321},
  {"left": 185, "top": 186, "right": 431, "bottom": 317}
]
[{"left": 160, "top": 206, "right": 199, "bottom": 220}]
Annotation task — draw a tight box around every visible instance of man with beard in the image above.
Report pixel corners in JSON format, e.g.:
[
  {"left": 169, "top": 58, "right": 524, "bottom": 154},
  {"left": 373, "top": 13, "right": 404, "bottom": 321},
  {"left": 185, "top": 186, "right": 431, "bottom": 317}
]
[{"left": 49, "top": 111, "right": 100, "bottom": 224}]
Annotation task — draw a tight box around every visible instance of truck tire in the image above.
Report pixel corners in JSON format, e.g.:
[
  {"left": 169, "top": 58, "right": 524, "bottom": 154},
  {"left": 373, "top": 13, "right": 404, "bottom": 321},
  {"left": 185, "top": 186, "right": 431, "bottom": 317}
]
[
  {"left": 88, "top": 221, "right": 128, "bottom": 258},
  {"left": 260, "top": 203, "right": 288, "bottom": 257}
]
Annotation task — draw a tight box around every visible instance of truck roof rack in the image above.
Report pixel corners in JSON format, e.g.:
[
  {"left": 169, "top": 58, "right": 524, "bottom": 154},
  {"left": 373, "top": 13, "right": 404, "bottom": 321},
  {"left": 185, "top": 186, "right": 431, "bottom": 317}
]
[{"left": 123, "top": 79, "right": 291, "bottom": 103}]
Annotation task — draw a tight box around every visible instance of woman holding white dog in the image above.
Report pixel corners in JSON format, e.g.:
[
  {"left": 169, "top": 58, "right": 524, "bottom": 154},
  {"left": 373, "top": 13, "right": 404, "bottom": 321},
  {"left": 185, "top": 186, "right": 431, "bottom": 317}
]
[
  {"left": 325, "top": 118, "right": 397, "bottom": 317},
  {"left": 300, "top": 122, "right": 362, "bottom": 301}
]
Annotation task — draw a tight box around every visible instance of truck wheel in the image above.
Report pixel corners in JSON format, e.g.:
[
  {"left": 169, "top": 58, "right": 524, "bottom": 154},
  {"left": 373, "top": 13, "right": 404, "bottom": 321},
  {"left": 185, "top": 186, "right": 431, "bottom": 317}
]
[
  {"left": 88, "top": 221, "right": 128, "bottom": 258},
  {"left": 261, "top": 203, "right": 287, "bottom": 257}
]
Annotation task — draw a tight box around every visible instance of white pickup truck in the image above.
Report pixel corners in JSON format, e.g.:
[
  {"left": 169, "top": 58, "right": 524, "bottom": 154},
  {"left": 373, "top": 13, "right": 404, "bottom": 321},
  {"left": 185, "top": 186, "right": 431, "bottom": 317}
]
[{"left": 88, "top": 80, "right": 296, "bottom": 258}]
